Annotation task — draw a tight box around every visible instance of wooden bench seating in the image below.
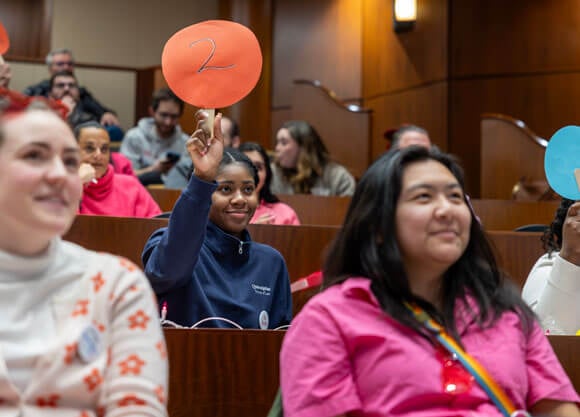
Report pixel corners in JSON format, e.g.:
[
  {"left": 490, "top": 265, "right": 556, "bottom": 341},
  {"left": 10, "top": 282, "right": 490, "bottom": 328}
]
[{"left": 147, "top": 187, "right": 559, "bottom": 230}]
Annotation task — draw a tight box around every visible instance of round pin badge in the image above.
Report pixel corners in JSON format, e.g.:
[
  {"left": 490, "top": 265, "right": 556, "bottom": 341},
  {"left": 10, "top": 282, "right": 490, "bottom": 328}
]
[
  {"left": 258, "top": 310, "right": 269, "bottom": 330},
  {"left": 77, "top": 324, "right": 102, "bottom": 363}
]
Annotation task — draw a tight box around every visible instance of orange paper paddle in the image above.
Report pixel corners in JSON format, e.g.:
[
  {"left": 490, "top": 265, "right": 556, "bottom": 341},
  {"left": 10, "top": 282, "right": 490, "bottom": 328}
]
[{"left": 162, "top": 20, "right": 262, "bottom": 134}]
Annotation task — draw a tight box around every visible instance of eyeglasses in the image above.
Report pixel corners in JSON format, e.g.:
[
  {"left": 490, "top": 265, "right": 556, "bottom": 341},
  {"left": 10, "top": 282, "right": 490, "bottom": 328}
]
[
  {"left": 54, "top": 82, "right": 78, "bottom": 89},
  {"left": 53, "top": 61, "right": 74, "bottom": 67},
  {"left": 156, "top": 112, "right": 181, "bottom": 120}
]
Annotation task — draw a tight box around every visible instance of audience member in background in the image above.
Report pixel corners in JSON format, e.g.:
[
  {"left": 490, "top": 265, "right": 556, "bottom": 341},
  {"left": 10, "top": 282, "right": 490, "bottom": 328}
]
[
  {"left": 0, "top": 100, "right": 167, "bottom": 416},
  {"left": 121, "top": 88, "right": 188, "bottom": 186},
  {"left": 0, "top": 62, "right": 11, "bottom": 88},
  {"left": 24, "top": 48, "right": 119, "bottom": 126},
  {"left": 271, "top": 120, "right": 355, "bottom": 196},
  {"left": 142, "top": 112, "right": 292, "bottom": 329},
  {"left": 281, "top": 146, "right": 579, "bottom": 417},
  {"left": 385, "top": 124, "right": 432, "bottom": 150},
  {"left": 76, "top": 121, "right": 161, "bottom": 218},
  {"left": 523, "top": 198, "right": 580, "bottom": 335},
  {"left": 239, "top": 142, "right": 300, "bottom": 225},
  {"left": 164, "top": 115, "right": 241, "bottom": 189},
  {"left": 48, "top": 71, "right": 96, "bottom": 128}
]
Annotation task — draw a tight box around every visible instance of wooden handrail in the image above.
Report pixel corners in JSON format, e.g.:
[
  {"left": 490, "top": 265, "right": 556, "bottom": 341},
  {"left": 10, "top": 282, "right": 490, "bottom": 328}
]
[
  {"left": 481, "top": 112, "right": 548, "bottom": 147},
  {"left": 293, "top": 79, "right": 371, "bottom": 113}
]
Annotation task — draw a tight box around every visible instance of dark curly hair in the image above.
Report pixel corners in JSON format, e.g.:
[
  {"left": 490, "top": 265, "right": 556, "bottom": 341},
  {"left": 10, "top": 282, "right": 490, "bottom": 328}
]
[{"left": 542, "top": 198, "right": 575, "bottom": 254}]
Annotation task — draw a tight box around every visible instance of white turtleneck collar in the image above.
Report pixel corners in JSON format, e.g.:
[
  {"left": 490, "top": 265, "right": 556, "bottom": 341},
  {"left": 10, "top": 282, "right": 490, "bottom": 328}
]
[
  {"left": 0, "top": 238, "right": 89, "bottom": 392},
  {"left": 0, "top": 238, "right": 60, "bottom": 282}
]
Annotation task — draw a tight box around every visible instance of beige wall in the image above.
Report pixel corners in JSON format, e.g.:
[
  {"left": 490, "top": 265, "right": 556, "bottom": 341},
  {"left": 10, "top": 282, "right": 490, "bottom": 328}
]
[
  {"left": 51, "top": 0, "right": 219, "bottom": 67},
  {"left": 9, "top": 0, "right": 219, "bottom": 130},
  {"left": 10, "top": 62, "right": 137, "bottom": 129}
]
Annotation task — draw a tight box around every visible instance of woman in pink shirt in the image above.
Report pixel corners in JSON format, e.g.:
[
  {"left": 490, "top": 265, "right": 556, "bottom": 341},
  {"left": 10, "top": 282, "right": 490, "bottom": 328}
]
[
  {"left": 75, "top": 121, "right": 161, "bottom": 218},
  {"left": 280, "top": 146, "right": 579, "bottom": 417},
  {"left": 239, "top": 142, "right": 300, "bottom": 225}
]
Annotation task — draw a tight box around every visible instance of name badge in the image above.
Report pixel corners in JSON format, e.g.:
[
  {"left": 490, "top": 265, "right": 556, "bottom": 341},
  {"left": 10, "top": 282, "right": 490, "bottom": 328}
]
[
  {"left": 77, "top": 324, "right": 102, "bottom": 363},
  {"left": 259, "top": 310, "right": 269, "bottom": 330}
]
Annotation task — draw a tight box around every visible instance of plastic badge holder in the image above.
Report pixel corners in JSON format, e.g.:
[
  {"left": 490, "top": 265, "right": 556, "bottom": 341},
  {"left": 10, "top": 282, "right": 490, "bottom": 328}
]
[{"left": 544, "top": 125, "right": 580, "bottom": 200}]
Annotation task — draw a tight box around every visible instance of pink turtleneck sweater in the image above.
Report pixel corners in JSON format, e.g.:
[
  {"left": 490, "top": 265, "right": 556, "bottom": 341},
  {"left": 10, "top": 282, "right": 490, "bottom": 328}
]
[{"left": 79, "top": 165, "right": 161, "bottom": 218}]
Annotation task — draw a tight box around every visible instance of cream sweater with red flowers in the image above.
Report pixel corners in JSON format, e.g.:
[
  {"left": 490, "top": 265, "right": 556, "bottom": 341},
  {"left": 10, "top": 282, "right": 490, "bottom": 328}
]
[{"left": 0, "top": 238, "right": 168, "bottom": 416}]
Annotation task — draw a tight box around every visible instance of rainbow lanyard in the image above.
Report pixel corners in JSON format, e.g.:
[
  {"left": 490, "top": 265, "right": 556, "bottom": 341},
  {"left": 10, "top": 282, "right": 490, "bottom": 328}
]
[{"left": 404, "top": 302, "right": 528, "bottom": 417}]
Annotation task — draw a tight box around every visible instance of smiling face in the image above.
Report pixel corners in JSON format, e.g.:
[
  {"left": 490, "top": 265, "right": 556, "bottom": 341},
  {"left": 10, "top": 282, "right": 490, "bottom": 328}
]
[
  {"left": 0, "top": 111, "right": 82, "bottom": 255},
  {"left": 395, "top": 159, "right": 471, "bottom": 280},
  {"left": 78, "top": 126, "right": 110, "bottom": 179},
  {"left": 209, "top": 163, "right": 258, "bottom": 238},
  {"left": 275, "top": 128, "right": 300, "bottom": 169}
]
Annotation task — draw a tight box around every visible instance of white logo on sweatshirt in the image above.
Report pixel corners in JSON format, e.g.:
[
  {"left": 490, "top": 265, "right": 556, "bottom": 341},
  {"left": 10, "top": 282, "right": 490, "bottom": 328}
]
[{"left": 251, "top": 284, "right": 271, "bottom": 296}]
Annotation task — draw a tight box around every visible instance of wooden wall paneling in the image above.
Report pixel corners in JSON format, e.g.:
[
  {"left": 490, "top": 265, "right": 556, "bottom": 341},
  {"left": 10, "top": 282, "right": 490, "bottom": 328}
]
[
  {"left": 291, "top": 80, "right": 372, "bottom": 178},
  {"left": 0, "top": 0, "right": 52, "bottom": 60},
  {"left": 219, "top": 0, "right": 273, "bottom": 150},
  {"left": 361, "top": 0, "right": 448, "bottom": 98},
  {"left": 365, "top": 83, "right": 448, "bottom": 161},
  {"left": 450, "top": 0, "right": 580, "bottom": 77},
  {"left": 272, "top": 0, "right": 363, "bottom": 109},
  {"left": 480, "top": 114, "right": 547, "bottom": 199},
  {"left": 135, "top": 67, "right": 156, "bottom": 124},
  {"left": 449, "top": 72, "right": 580, "bottom": 197}
]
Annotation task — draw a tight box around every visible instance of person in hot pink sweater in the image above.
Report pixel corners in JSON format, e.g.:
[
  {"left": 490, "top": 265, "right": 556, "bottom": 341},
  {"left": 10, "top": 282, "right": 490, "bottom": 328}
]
[{"left": 75, "top": 122, "right": 161, "bottom": 218}]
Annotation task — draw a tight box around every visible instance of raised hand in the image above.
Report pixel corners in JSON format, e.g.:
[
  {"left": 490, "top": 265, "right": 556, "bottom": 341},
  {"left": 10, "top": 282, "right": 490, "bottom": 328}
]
[
  {"left": 186, "top": 110, "right": 224, "bottom": 182},
  {"left": 560, "top": 201, "right": 580, "bottom": 266},
  {"left": 78, "top": 162, "right": 96, "bottom": 185}
]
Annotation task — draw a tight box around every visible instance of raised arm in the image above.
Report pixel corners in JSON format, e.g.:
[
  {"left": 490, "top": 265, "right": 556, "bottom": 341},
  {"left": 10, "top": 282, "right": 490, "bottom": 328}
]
[
  {"left": 142, "top": 112, "right": 224, "bottom": 294},
  {"left": 523, "top": 202, "right": 580, "bottom": 334}
]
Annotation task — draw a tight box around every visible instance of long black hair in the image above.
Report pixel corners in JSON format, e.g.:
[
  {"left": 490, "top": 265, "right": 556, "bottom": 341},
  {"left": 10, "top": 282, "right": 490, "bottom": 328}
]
[
  {"left": 239, "top": 142, "right": 280, "bottom": 204},
  {"left": 541, "top": 198, "right": 574, "bottom": 255},
  {"left": 323, "top": 146, "right": 534, "bottom": 341}
]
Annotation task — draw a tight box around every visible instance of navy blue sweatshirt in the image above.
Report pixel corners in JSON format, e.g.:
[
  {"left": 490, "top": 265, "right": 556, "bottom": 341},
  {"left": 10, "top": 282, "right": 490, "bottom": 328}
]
[{"left": 142, "top": 175, "right": 292, "bottom": 329}]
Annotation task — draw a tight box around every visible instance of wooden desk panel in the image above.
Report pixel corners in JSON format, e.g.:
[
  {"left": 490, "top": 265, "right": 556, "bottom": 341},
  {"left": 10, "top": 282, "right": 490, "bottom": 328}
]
[
  {"left": 487, "top": 231, "right": 543, "bottom": 290},
  {"left": 548, "top": 336, "right": 580, "bottom": 394},
  {"left": 471, "top": 199, "right": 558, "bottom": 231},
  {"left": 63, "top": 215, "right": 168, "bottom": 267},
  {"left": 248, "top": 223, "right": 339, "bottom": 281},
  {"left": 164, "top": 328, "right": 284, "bottom": 417}
]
